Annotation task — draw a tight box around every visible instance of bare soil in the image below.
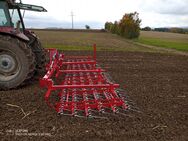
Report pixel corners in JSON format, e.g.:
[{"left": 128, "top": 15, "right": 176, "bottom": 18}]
[{"left": 0, "top": 51, "right": 187, "bottom": 141}]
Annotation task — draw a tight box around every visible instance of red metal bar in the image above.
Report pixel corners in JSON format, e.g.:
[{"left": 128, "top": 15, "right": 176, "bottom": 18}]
[
  {"left": 62, "top": 61, "right": 96, "bottom": 65},
  {"left": 50, "top": 84, "right": 119, "bottom": 89},
  {"left": 59, "top": 69, "right": 105, "bottom": 73},
  {"left": 65, "top": 56, "right": 93, "bottom": 59},
  {"left": 93, "top": 44, "right": 96, "bottom": 61}
]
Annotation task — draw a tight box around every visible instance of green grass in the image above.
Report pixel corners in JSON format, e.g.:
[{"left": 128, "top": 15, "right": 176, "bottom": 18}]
[
  {"left": 43, "top": 43, "right": 155, "bottom": 52},
  {"left": 135, "top": 37, "right": 188, "bottom": 51},
  {"left": 44, "top": 44, "right": 93, "bottom": 51}
]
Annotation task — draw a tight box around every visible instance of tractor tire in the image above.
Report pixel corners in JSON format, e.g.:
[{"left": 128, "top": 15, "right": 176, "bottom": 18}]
[
  {"left": 25, "top": 32, "right": 47, "bottom": 77},
  {"left": 0, "top": 35, "right": 35, "bottom": 90},
  {"left": 31, "top": 39, "right": 46, "bottom": 76}
]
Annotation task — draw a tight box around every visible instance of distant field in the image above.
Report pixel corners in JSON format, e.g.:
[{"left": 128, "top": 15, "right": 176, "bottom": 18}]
[
  {"left": 34, "top": 30, "right": 188, "bottom": 53},
  {"left": 136, "top": 31, "right": 188, "bottom": 51},
  {"left": 34, "top": 30, "right": 156, "bottom": 52}
]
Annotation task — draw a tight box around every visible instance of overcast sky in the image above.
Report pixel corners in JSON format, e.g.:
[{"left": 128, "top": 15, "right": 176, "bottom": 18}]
[{"left": 21, "top": 0, "right": 188, "bottom": 29}]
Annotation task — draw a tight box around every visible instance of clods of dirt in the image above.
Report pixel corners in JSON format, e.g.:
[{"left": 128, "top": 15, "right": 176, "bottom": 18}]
[{"left": 0, "top": 51, "right": 187, "bottom": 141}]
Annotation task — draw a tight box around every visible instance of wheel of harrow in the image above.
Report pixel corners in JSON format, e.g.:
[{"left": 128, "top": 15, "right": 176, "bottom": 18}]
[{"left": 0, "top": 35, "right": 35, "bottom": 90}]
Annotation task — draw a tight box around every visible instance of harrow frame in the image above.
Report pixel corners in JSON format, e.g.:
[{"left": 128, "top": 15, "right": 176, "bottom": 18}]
[{"left": 40, "top": 45, "right": 129, "bottom": 118}]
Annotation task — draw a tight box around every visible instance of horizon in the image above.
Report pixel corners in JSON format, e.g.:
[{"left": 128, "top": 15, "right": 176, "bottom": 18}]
[{"left": 28, "top": 25, "right": 188, "bottom": 30}]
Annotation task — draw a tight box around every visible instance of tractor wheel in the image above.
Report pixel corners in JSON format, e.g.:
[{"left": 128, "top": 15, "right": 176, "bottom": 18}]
[
  {"left": 0, "top": 35, "right": 35, "bottom": 90},
  {"left": 31, "top": 39, "right": 46, "bottom": 76}
]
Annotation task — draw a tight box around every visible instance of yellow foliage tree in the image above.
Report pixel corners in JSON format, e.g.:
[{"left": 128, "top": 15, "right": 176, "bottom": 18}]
[{"left": 119, "top": 12, "right": 141, "bottom": 39}]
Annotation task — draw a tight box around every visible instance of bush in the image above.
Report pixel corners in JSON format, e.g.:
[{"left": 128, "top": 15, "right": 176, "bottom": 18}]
[
  {"left": 105, "top": 22, "right": 113, "bottom": 31},
  {"left": 154, "top": 28, "right": 169, "bottom": 32},
  {"left": 169, "top": 28, "right": 185, "bottom": 34},
  {"left": 142, "top": 26, "right": 152, "bottom": 31},
  {"left": 85, "top": 25, "right": 90, "bottom": 29}
]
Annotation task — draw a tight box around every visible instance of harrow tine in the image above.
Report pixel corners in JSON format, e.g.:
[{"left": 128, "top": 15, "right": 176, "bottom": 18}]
[
  {"left": 74, "top": 115, "right": 88, "bottom": 119},
  {"left": 125, "top": 101, "right": 136, "bottom": 105},
  {"left": 117, "top": 93, "right": 130, "bottom": 99},
  {"left": 88, "top": 109, "right": 110, "bottom": 119},
  {"left": 98, "top": 110, "right": 128, "bottom": 118},
  {"left": 127, "top": 104, "right": 140, "bottom": 110},
  {"left": 128, "top": 106, "right": 142, "bottom": 113},
  {"left": 103, "top": 72, "right": 115, "bottom": 83},
  {"left": 91, "top": 116, "right": 108, "bottom": 120},
  {"left": 116, "top": 111, "right": 134, "bottom": 118}
]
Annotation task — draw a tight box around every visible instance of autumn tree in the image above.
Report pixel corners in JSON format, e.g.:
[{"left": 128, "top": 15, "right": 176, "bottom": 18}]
[
  {"left": 105, "top": 22, "right": 113, "bottom": 31},
  {"left": 111, "top": 21, "right": 120, "bottom": 34},
  {"left": 119, "top": 12, "right": 141, "bottom": 39}
]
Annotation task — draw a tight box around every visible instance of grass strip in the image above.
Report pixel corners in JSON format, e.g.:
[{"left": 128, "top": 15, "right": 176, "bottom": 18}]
[
  {"left": 43, "top": 44, "right": 155, "bottom": 52},
  {"left": 135, "top": 37, "right": 188, "bottom": 51}
]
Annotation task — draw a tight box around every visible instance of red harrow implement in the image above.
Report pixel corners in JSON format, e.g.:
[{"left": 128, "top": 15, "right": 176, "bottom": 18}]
[{"left": 40, "top": 45, "right": 134, "bottom": 118}]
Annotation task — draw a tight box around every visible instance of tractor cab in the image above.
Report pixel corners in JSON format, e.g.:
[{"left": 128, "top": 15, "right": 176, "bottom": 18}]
[
  {"left": 0, "top": 1, "right": 11, "bottom": 27},
  {"left": 0, "top": 0, "right": 47, "bottom": 35}
]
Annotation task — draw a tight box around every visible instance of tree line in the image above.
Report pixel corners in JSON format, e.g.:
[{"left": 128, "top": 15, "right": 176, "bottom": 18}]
[
  {"left": 141, "top": 26, "right": 188, "bottom": 34},
  {"left": 105, "top": 12, "right": 141, "bottom": 39}
]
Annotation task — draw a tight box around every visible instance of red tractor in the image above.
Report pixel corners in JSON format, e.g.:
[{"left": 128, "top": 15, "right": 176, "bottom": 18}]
[{"left": 0, "top": 0, "right": 47, "bottom": 89}]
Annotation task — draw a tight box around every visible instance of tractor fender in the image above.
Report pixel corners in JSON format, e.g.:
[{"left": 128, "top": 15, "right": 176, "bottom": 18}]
[
  {"left": 0, "top": 31, "right": 29, "bottom": 42},
  {"left": 24, "top": 29, "right": 39, "bottom": 40},
  {"left": 16, "top": 33, "right": 30, "bottom": 41}
]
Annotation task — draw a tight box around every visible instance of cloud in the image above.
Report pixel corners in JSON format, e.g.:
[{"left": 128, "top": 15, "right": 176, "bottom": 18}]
[
  {"left": 24, "top": 14, "right": 103, "bottom": 29},
  {"left": 21, "top": 0, "right": 188, "bottom": 28},
  {"left": 140, "top": 12, "right": 188, "bottom": 28},
  {"left": 140, "top": 0, "right": 188, "bottom": 15}
]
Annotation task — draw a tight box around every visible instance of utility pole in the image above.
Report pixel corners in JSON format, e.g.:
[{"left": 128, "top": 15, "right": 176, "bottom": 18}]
[{"left": 70, "top": 11, "right": 74, "bottom": 29}]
